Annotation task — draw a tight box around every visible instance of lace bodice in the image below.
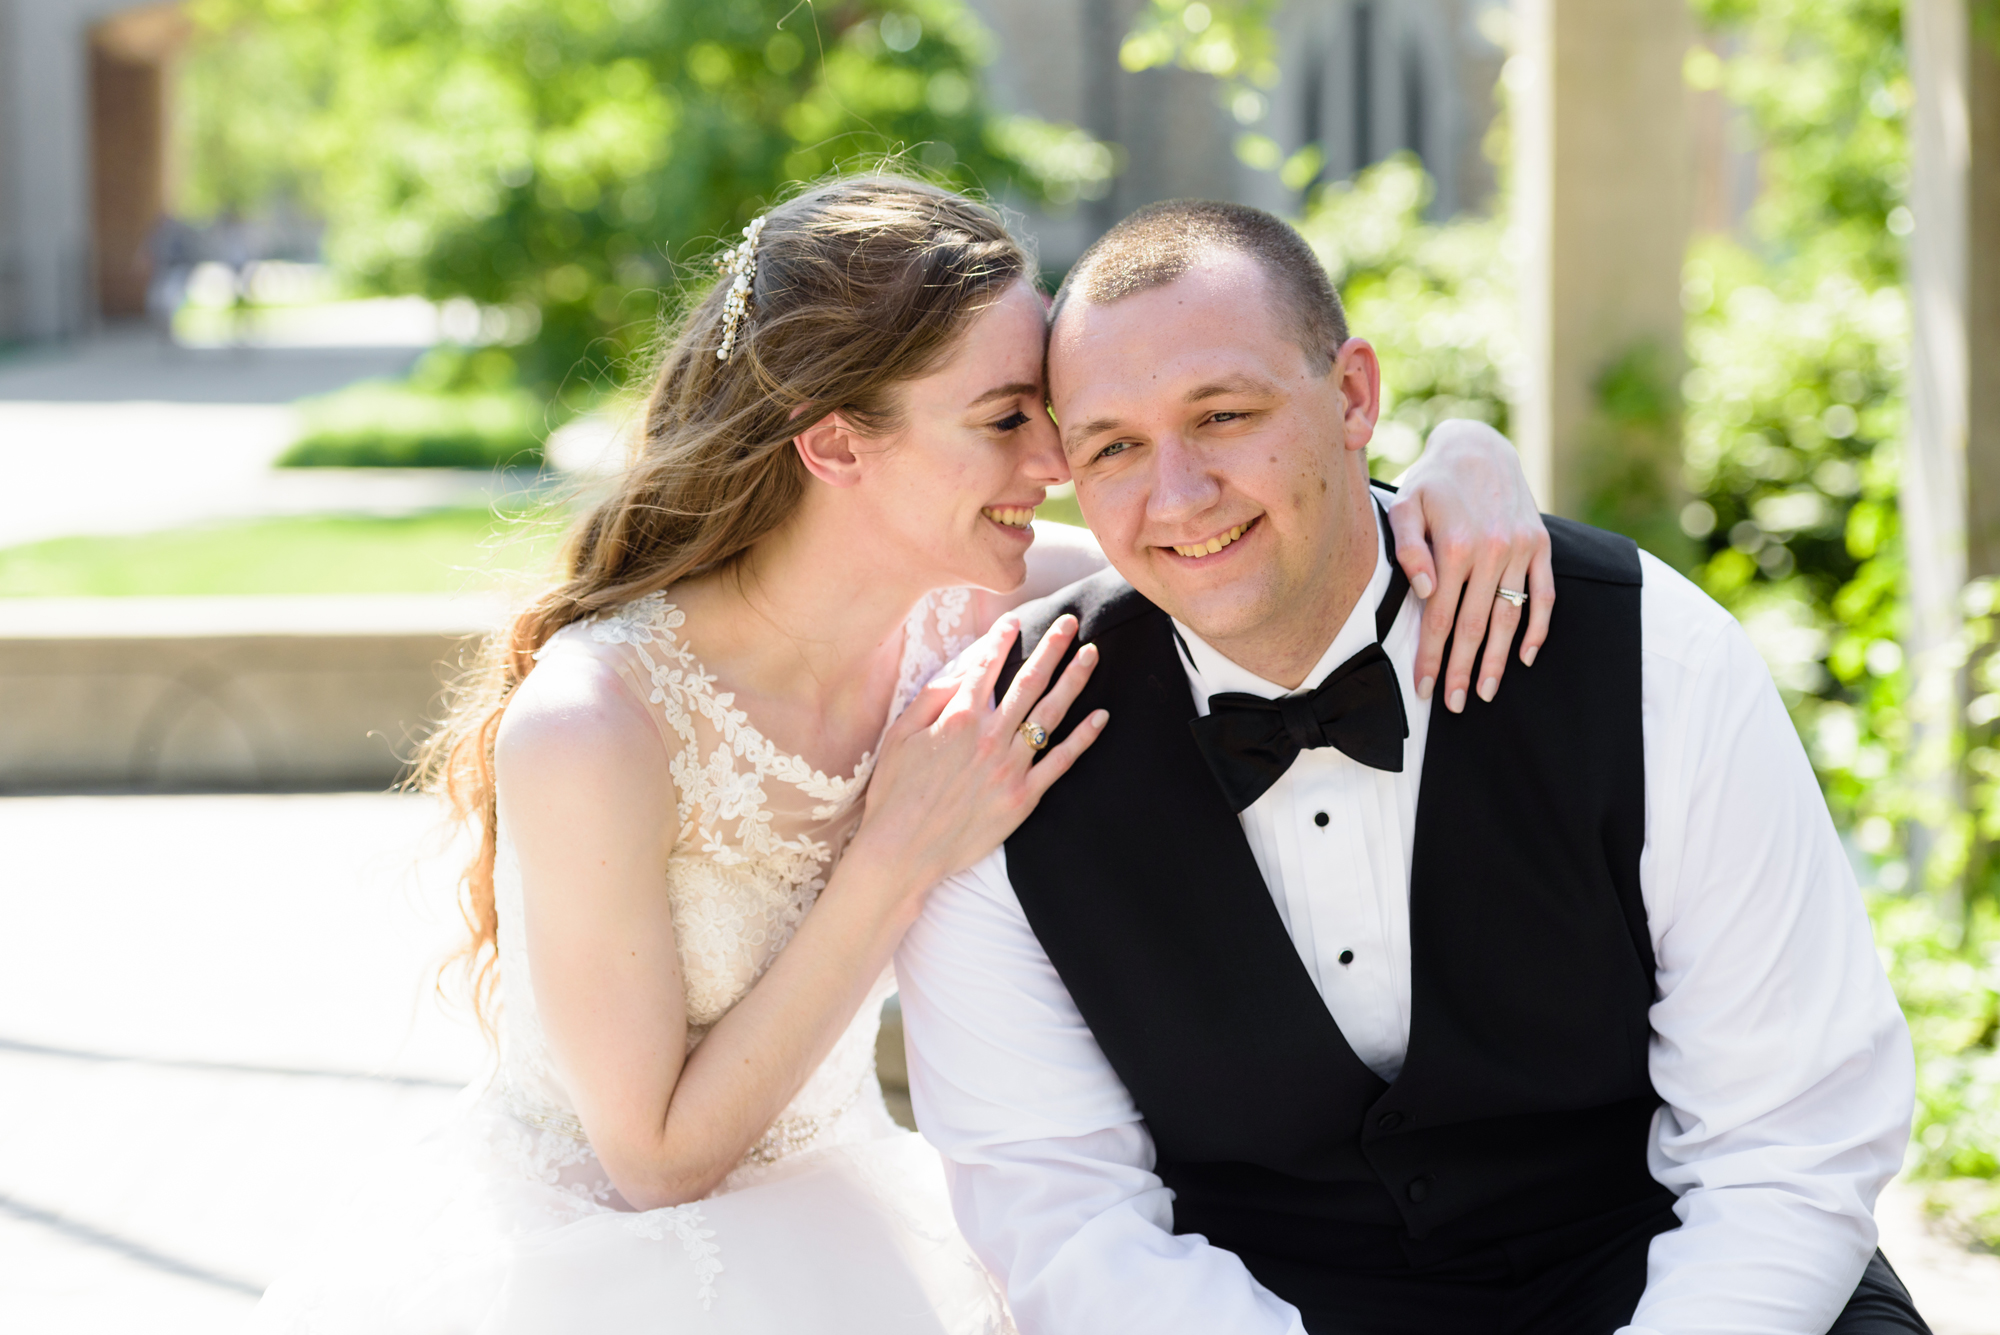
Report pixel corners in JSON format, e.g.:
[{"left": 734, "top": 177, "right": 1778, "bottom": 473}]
[{"left": 490, "top": 585, "right": 976, "bottom": 1192}]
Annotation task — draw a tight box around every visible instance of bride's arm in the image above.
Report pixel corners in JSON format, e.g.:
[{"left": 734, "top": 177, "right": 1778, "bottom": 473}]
[
  {"left": 974, "top": 421, "right": 1553, "bottom": 707},
  {"left": 497, "top": 621, "right": 1104, "bottom": 1211},
  {"left": 1385, "top": 419, "right": 1553, "bottom": 711}
]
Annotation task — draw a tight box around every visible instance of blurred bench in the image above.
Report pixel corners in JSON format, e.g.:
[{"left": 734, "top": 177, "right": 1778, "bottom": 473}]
[{"left": 0, "top": 596, "right": 502, "bottom": 792}]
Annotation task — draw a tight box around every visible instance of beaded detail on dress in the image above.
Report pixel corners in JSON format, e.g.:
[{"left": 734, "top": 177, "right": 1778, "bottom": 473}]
[{"left": 491, "top": 586, "right": 977, "bottom": 1182}]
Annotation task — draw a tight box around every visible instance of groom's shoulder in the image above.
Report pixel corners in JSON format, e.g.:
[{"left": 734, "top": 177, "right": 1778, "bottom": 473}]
[
  {"left": 1545, "top": 515, "right": 1644, "bottom": 587},
  {"left": 1011, "top": 567, "right": 1162, "bottom": 651}
]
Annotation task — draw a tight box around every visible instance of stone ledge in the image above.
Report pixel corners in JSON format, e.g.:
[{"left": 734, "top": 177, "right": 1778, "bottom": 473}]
[{"left": 0, "top": 596, "right": 505, "bottom": 792}]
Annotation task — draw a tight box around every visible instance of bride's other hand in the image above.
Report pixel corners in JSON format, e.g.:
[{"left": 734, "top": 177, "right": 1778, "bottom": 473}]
[
  {"left": 1387, "top": 419, "right": 1554, "bottom": 714},
  {"left": 850, "top": 613, "right": 1107, "bottom": 905}
]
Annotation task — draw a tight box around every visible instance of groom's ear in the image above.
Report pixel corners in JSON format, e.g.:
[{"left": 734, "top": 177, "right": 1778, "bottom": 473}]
[
  {"left": 793, "top": 412, "right": 867, "bottom": 488},
  {"left": 1333, "top": 337, "right": 1381, "bottom": 454}
]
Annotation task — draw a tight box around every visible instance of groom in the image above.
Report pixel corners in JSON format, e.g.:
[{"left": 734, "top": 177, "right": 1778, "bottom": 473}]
[{"left": 894, "top": 200, "right": 1926, "bottom": 1334}]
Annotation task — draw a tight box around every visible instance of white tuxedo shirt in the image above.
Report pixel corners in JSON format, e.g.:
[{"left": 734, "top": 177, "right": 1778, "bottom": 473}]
[{"left": 895, "top": 510, "right": 1915, "bottom": 1335}]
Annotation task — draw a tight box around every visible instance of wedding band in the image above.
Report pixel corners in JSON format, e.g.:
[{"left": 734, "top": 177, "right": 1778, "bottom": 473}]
[
  {"left": 1018, "top": 720, "right": 1050, "bottom": 752},
  {"left": 1496, "top": 587, "right": 1529, "bottom": 608}
]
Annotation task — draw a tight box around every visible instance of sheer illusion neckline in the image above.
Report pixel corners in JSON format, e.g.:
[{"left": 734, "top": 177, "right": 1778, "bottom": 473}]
[
  {"left": 673, "top": 609, "right": 881, "bottom": 796},
  {"left": 578, "top": 589, "right": 964, "bottom": 813}
]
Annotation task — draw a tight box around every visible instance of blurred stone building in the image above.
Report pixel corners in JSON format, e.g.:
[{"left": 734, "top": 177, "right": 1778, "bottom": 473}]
[
  {"left": 0, "top": 0, "right": 1506, "bottom": 342},
  {"left": 0, "top": 1, "right": 189, "bottom": 342},
  {"left": 971, "top": 0, "right": 1507, "bottom": 271}
]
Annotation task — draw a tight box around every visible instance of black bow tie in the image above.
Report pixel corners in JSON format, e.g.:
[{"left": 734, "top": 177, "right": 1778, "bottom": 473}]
[{"left": 1187, "top": 513, "right": 1410, "bottom": 813}]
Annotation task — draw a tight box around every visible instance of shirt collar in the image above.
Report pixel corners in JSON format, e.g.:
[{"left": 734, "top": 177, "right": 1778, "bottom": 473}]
[{"left": 1174, "top": 503, "right": 1395, "bottom": 710}]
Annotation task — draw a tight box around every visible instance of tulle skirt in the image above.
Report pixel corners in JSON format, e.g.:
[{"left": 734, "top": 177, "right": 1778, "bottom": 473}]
[{"left": 248, "top": 1082, "right": 1013, "bottom": 1334}]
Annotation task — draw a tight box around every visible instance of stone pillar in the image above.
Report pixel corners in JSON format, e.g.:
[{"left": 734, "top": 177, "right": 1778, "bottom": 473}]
[
  {"left": 1967, "top": 29, "right": 2000, "bottom": 578},
  {"left": 0, "top": 0, "right": 187, "bottom": 341},
  {"left": 1513, "top": 0, "right": 1692, "bottom": 540},
  {"left": 1901, "top": 0, "right": 2000, "bottom": 903}
]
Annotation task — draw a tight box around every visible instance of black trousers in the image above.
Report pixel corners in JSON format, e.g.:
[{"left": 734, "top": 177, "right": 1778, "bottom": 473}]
[{"left": 1277, "top": 1199, "right": 1930, "bottom": 1334}]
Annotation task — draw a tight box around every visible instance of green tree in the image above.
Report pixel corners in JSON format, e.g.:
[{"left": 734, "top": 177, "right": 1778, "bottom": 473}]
[
  {"left": 1292, "top": 156, "right": 1516, "bottom": 478},
  {"left": 1685, "top": 0, "right": 2000, "bottom": 1243},
  {"left": 1673, "top": 0, "right": 1912, "bottom": 765},
  {"left": 1687, "top": 0, "right": 1909, "bottom": 285},
  {"left": 184, "top": 0, "right": 1114, "bottom": 396}
]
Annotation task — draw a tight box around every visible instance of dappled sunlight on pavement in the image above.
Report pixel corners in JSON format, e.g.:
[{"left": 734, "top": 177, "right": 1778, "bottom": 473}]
[
  {"left": 1, "top": 792, "right": 1995, "bottom": 1333},
  {"left": 0, "top": 793, "right": 484, "bottom": 1333}
]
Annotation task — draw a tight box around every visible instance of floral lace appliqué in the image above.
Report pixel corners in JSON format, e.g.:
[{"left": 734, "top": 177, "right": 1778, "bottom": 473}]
[{"left": 625, "top": 1204, "right": 724, "bottom": 1309}]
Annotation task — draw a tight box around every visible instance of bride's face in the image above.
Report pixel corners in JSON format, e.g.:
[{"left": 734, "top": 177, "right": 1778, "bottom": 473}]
[{"left": 857, "top": 279, "right": 1067, "bottom": 592}]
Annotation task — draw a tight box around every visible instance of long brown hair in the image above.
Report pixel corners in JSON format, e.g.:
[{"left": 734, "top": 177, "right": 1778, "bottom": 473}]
[{"left": 415, "top": 174, "right": 1032, "bottom": 1030}]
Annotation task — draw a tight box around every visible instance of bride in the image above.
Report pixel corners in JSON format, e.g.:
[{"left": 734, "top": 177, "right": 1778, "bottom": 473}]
[{"left": 249, "top": 174, "right": 1552, "bottom": 1333}]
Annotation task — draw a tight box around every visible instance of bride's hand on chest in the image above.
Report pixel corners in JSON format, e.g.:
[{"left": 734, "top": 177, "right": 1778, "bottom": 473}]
[{"left": 844, "top": 611, "right": 1108, "bottom": 911}]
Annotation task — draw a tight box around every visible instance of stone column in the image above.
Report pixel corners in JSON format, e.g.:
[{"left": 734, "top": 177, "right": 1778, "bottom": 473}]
[
  {"left": 1902, "top": 0, "right": 2000, "bottom": 904},
  {"left": 1513, "top": 0, "right": 1692, "bottom": 541},
  {"left": 1967, "top": 26, "right": 2000, "bottom": 579}
]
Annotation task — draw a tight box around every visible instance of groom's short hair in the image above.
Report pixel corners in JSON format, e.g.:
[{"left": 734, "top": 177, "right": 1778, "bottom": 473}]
[{"left": 1050, "top": 200, "right": 1349, "bottom": 367}]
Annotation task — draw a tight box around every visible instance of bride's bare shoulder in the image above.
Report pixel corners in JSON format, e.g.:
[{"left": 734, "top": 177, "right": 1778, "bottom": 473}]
[{"left": 495, "top": 648, "right": 672, "bottom": 804}]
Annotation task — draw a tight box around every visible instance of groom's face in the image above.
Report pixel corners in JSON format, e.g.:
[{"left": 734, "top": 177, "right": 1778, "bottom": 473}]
[{"left": 1048, "top": 250, "right": 1381, "bottom": 661}]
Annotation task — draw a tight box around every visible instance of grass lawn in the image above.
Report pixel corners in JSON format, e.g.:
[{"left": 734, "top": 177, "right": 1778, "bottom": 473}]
[
  {"left": 1036, "top": 483, "right": 1084, "bottom": 529},
  {"left": 0, "top": 506, "right": 565, "bottom": 598},
  {"left": 0, "top": 488, "right": 1086, "bottom": 599}
]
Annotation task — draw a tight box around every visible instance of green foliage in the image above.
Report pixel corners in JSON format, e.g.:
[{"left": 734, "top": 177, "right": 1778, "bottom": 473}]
[
  {"left": 175, "top": 18, "right": 331, "bottom": 219},
  {"left": 1873, "top": 892, "right": 2000, "bottom": 1246},
  {"left": 1581, "top": 343, "right": 1696, "bottom": 570},
  {"left": 281, "top": 349, "right": 549, "bottom": 468},
  {"left": 1686, "top": 0, "right": 1910, "bottom": 284},
  {"left": 1691, "top": 0, "right": 2000, "bottom": 1231},
  {"left": 1119, "top": 0, "right": 1281, "bottom": 89},
  {"left": 1677, "top": 0, "right": 1921, "bottom": 843},
  {"left": 1119, "top": 0, "right": 1332, "bottom": 181},
  {"left": 182, "top": 0, "right": 1114, "bottom": 397},
  {"left": 0, "top": 506, "right": 559, "bottom": 598},
  {"left": 282, "top": 387, "right": 545, "bottom": 468},
  {"left": 1679, "top": 243, "right": 1911, "bottom": 782},
  {"left": 1680, "top": 0, "right": 1916, "bottom": 821},
  {"left": 1294, "top": 157, "right": 1516, "bottom": 477}
]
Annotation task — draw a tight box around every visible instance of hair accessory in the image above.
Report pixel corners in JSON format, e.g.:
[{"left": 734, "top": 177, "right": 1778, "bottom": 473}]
[{"left": 715, "top": 214, "right": 768, "bottom": 361}]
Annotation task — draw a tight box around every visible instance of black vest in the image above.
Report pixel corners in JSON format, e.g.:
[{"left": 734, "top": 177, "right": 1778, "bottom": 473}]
[{"left": 999, "top": 517, "right": 1669, "bottom": 1303}]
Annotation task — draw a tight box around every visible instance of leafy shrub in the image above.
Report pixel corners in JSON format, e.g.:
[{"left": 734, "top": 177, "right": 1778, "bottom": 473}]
[
  {"left": 1679, "top": 243, "right": 1911, "bottom": 821},
  {"left": 1873, "top": 892, "right": 2000, "bottom": 1245},
  {"left": 281, "top": 381, "right": 546, "bottom": 469}
]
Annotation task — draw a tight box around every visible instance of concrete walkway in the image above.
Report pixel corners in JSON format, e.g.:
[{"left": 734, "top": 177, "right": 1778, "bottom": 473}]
[
  {"left": 0, "top": 330, "right": 542, "bottom": 549},
  {"left": 2, "top": 793, "right": 1997, "bottom": 1333},
  {"left": 0, "top": 793, "right": 482, "bottom": 1334}
]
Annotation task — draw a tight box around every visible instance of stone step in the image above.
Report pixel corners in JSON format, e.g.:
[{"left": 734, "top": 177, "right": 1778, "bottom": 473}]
[{"left": 0, "top": 595, "right": 504, "bottom": 792}]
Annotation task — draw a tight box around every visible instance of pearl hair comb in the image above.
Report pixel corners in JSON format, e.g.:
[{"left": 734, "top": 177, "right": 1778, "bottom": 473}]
[{"left": 714, "top": 215, "right": 768, "bottom": 361}]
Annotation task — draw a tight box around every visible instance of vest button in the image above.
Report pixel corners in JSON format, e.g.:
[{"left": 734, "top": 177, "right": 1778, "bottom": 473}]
[
  {"left": 1377, "top": 1112, "right": 1403, "bottom": 1131},
  {"left": 1407, "top": 1176, "right": 1432, "bottom": 1203},
  {"left": 1313, "top": 811, "right": 1329, "bottom": 827}
]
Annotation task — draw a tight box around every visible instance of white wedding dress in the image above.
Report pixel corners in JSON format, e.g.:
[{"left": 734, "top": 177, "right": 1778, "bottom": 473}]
[{"left": 250, "top": 588, "right": 1013, "bottom": 1334}]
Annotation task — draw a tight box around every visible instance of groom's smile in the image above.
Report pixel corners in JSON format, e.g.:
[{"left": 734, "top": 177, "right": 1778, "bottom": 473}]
[
  {"left": 1047, "top": 249, "right": 1384, "bottom": 688},
  {"left": 1166, "top": 515, "right": 1259, "bottom": 560}
]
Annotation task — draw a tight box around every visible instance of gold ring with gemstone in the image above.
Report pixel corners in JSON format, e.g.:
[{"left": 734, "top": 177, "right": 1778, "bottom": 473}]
[
  {"left": 1018, "top": 720, "right": 1050, "bottom": 751},
  {"left": 1496, "top": 587, "right": 1528, "bottom": 608}
]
